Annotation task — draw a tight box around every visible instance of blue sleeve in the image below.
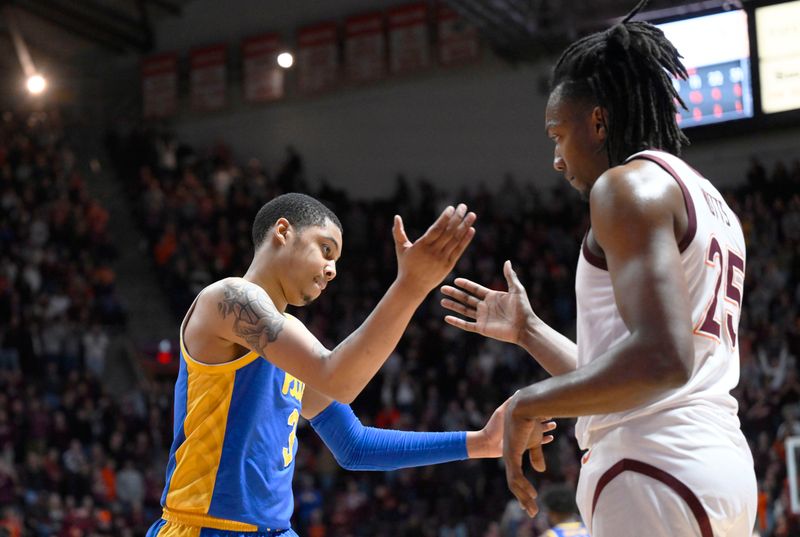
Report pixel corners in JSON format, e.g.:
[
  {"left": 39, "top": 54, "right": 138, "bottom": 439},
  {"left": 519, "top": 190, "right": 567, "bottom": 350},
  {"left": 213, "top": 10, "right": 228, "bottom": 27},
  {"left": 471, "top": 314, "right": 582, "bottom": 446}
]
[{"left": 309, "top": 401, "right": 468, "bottom": 471}]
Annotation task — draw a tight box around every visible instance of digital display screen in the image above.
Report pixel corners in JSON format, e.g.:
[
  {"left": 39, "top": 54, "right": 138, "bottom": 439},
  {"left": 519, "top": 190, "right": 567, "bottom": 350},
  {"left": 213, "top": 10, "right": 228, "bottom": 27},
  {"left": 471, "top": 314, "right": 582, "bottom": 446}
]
[
  {"left": 756, "top": 1, "right": 800, "bottom": 114},
  {"left": 655, "top": 10, "right": 754, "bottom": 128}
]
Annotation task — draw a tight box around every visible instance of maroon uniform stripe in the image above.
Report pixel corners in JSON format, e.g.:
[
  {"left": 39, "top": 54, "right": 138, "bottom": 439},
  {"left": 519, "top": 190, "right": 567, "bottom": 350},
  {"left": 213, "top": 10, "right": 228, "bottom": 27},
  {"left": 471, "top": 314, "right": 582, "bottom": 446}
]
[{"left": 591, "top": 458, "right": 713, "bottom": 537}]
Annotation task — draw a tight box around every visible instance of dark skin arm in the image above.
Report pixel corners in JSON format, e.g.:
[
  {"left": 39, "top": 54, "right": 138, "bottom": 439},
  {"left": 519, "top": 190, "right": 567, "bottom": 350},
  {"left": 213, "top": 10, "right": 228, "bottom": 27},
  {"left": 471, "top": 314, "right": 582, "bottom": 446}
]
[
  {"left": 440, "top": 260, "right": 578, "bottom": 375},
  {"left": 503, "top": 161, "right": 695, "bottom": 516}
]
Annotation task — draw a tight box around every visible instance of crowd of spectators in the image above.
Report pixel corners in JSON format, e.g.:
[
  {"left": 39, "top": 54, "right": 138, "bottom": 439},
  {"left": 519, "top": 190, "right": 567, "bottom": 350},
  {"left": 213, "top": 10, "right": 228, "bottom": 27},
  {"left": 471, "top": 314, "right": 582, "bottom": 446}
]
[
  {"left": 2, "top": 113, "right": 798, "bottom": 536},
  {"left": 0, "top": 110, "right": 144, "bottom": 537},
  {"left": 107, "top": 129, "right": 800, "bottom": 537}
]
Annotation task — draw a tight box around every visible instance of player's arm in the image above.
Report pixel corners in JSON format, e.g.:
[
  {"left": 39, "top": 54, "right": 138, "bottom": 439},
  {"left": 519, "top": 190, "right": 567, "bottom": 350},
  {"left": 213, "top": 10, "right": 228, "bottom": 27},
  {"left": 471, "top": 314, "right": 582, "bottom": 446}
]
[
  {"left": 503, "top": 166, "right": 694, "bottom": 516},
  {"left": 301, "top": 388, "right": 555, "bottom": 469},
  {"left": 209, "top": 205, "right": 476, "bottom": 403},
  {"left": 441, "top": 261, "right": 577, "bottom": 375}
]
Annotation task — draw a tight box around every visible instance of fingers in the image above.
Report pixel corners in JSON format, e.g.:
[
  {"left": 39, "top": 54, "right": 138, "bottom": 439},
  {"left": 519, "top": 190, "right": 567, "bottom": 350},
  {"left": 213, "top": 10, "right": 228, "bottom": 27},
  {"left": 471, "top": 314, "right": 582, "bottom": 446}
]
[
  {"left": 440, "top": 285, "right": 480, "bottom": 309},
  {"left": 442, "top": 203, "right": 468, "bottom": 240},
  {"left": 503, "top": 260, "right": 524, "bottom": 291},
  {"left": 452, "top": 278, "right": 491, "bottom": 300},
  {"left": 506, "top": 464, "right": 539, "bottom": 518},
  {"left": 418, "top": 203, "right": 476, "bottom": 258},
  {"left": 440, "top": 298, "right": 477, "bottom": 319},
  {"left": 392, "top": 215, "right": 410, "bottom": 248},
  {"left": 523, "top": 420, "right": 556, "bottom": 449},
  {"left": 443, "top": 315, "right": 478, "bottom": 333},
  {"left": 528, "top": 445, "right": 547, "bottom": 473},
  {"left": 441, "top": 207, "right": 477, "bottom": 257},
  {"left": 446, "top": 221, "right": 476, "bottom": 265},
  {"left": 541, "top": 420, "right": 557, "bottom": 434},
  {"left": 418, "top": 205, "right": 456, "bottom": 244}
]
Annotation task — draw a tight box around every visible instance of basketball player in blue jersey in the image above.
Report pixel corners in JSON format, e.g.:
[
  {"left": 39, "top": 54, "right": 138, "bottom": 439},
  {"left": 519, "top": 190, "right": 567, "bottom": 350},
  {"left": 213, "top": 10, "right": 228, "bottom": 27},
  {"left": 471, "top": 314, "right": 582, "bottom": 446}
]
[
  {"left": 146, "top": 193, "right": 555, "bottom": 537},
  {"left": 540, "top": 486, "right": 590, "bottom": 537}
]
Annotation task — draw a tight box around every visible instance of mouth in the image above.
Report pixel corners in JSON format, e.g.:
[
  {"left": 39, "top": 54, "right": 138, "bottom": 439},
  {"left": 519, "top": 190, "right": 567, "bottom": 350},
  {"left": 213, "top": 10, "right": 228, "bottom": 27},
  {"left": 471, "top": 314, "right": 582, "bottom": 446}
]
[{"left": 314, "top": 277, "right": 327, "bottom": 292}]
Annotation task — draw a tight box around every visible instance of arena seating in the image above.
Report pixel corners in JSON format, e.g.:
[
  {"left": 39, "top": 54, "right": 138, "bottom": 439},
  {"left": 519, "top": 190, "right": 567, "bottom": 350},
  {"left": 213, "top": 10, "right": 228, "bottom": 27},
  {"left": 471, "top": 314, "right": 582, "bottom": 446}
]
[{"left": 1, "top": 118, "right": 798, "bottom": 535}]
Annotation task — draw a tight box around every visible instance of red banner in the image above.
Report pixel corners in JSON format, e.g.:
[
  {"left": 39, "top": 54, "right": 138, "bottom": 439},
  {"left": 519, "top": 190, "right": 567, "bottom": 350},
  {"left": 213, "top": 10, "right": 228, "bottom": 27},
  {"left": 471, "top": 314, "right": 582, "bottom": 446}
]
[
  {"left": 242, "top": 33, "right": 284, "bottom": 102},
  {"left": 345, "top": 12, "right": 385, "bottom": 84},
  {"left": 437, "top": 5, "right": 480, "bottom": 66},
  {"left": 190, "top": 44, "right": 227, "bottom": 112},
  {"left": 141, "top": 53, "right": 177, "bottom": 119},
  {"left": 388, "top": 2, "right": 430, "bottom": 75},
  {"left": 297, "top": 22, "right": 339, "bottom": 94}
]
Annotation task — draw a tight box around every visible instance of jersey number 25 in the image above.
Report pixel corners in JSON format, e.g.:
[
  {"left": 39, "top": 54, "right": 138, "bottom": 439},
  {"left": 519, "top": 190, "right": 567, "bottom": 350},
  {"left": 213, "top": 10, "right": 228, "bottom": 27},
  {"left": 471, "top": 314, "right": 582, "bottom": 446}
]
[{"left": 695, "top": 236, "right": 745, "bottom": 348}]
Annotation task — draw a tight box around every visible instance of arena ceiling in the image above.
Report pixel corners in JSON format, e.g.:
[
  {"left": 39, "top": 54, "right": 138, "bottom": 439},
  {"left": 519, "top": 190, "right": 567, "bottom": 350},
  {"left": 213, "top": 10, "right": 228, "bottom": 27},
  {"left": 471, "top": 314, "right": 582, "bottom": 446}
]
[
  {"left": 445, "top": 0, "right": 744, "bottom": 61},
  {"left": 2, "top": 0, "right": 188, "bottom": 54},
  {"left": 0, "top": 0, "right": 742, "bottom": 75}
]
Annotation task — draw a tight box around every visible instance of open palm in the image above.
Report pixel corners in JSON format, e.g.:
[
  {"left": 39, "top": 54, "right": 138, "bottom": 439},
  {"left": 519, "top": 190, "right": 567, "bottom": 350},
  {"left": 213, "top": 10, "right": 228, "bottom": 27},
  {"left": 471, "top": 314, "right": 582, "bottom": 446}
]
[{"left": 440, "top": 260, "right": 534, "bottom": 344}]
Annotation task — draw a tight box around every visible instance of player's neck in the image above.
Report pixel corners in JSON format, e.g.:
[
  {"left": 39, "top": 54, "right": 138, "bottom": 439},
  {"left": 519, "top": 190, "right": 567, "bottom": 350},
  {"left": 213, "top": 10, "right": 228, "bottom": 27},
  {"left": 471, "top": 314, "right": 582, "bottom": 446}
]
[{"left": 243, "top": 256, "right": 288, "bottom": 312}]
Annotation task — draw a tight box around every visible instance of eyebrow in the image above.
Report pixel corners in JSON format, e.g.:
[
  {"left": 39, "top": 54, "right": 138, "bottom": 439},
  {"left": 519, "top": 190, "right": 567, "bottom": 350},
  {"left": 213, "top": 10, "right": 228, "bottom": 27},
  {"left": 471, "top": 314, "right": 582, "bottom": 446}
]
[
  {"left": 322, "top": 235, "right": 340, "bottom": 255},
  {"left": 544, "top": 119, "right": 559, "bottom": 135}
]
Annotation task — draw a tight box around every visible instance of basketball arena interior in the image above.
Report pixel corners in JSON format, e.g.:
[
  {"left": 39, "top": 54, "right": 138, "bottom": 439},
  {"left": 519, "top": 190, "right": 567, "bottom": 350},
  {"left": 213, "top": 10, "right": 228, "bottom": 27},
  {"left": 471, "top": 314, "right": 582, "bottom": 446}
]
[{"left": 0, "top": 0, "right": 798, "bottom": 535}]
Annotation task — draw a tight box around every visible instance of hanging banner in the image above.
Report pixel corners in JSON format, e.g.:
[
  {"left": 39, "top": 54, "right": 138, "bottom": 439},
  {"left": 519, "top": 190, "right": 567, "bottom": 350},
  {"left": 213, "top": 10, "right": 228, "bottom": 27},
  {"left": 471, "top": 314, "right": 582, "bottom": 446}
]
[
  {"left": 141, "top": 53, "right": 178, "bottom": 119},
  {"left": 242, "top": 33, "right": 284, "bottom": 102},
  {"left": 388, "top": 2, "right": 430, "bottom": 75},
  {"left": 437, "top": 5, "right": 480, "bottom": 66},
  {"left": 297, "top": 22, "right": 339, "bottom": 94},
  {"left": 190, "top": 44, "right": 227, "bottom": 112},
  {"left": 345, "top": 12, "right": 385, "bottom": 84}
]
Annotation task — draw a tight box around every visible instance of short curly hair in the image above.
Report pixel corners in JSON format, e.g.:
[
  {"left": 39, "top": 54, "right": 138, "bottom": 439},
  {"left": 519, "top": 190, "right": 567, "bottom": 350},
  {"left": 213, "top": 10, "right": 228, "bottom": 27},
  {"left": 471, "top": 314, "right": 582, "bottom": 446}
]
[{"left": 252, "top": 193, "right": 342, "bottom": 248}]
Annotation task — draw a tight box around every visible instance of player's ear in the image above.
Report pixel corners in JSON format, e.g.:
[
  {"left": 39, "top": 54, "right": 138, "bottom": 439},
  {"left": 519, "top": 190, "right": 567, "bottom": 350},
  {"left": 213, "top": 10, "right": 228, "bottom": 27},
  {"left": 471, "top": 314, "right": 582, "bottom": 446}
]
[
  {"left": 272, "top": 218, "right": 291, "bottom": 246},
  {"left": 592, "top": 106, "right": 608, "bottom": 140}
]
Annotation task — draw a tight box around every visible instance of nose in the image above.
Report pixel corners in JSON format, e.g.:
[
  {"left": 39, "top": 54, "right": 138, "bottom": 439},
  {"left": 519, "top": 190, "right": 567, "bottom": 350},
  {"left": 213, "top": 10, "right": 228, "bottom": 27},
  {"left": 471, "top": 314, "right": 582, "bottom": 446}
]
[
  {"left": 553, "top": 148, "right": 566, "bottom": 173},
  {"left": 324, "top": 261, "right": 336, "bottom": 281}
]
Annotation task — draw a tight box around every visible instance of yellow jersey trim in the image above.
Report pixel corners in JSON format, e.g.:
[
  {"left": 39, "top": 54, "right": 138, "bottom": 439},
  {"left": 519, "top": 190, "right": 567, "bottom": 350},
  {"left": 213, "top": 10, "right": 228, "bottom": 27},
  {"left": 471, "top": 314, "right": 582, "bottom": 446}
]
[
  {"left": 165, "top": 368, "right": 235, "bottom": 512},
  {"left": 162, "top": 508, "right": 260, "bottom": 532},
  {"left": 179, "top": 336, "right": 260, "bottom": 374}
]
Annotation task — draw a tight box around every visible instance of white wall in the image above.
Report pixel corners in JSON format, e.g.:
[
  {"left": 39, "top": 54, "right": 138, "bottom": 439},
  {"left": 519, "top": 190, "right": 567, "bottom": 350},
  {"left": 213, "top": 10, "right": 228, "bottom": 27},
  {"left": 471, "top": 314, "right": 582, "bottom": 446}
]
[
  {"left": 151, "top": 0, "right": 800, "bottom": 198},
  {"left": 685, "top": 129, "right": 800, "bottom": 186},
  {"left": 172, "top": 59, "right": 559, "bottom": 198}
]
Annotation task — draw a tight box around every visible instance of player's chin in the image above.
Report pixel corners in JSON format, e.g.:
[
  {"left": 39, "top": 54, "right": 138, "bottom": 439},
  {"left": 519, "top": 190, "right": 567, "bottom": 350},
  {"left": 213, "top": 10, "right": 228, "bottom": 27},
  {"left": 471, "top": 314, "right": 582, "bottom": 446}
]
[{"left": 303, "top": 286, "right": 322, "bottom": 304}]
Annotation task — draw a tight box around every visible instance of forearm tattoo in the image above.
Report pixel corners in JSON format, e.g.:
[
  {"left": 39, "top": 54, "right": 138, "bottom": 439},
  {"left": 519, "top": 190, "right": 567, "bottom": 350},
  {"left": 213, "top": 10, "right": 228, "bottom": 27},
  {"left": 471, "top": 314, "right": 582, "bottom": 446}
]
[{"left": 218, "top": 281, "right": 285, "bottom": 356}]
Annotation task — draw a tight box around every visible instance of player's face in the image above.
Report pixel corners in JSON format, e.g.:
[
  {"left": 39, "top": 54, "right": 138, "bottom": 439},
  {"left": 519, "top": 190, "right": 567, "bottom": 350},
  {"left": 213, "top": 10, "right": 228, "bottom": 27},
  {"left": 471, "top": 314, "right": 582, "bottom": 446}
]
[
  {"left": 285, "top": 218, "right": 342, "bottom": 306},
  {"left": 545, "top": 84, "right": 609, "bottom": 198}
]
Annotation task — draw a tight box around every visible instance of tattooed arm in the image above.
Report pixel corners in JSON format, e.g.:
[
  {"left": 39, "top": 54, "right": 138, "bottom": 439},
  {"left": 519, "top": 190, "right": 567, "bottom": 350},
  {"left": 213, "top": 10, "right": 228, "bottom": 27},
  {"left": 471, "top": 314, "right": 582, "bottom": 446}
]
[
  {"left": 185, "top": 205, "right": 476, "bottom": 403},
  {"left": 195, "top": 275, "right": 419, "bottom": 403}
]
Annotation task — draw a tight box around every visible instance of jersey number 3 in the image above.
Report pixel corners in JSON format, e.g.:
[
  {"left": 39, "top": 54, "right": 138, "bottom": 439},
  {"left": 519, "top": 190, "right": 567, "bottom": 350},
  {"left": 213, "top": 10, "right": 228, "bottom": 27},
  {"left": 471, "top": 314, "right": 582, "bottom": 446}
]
[
  {"left": 695, "top": 236, "right": 744, "bottom": 347},
  {"left": 282, "top": 409, "right": 299, "bottom": 467}
]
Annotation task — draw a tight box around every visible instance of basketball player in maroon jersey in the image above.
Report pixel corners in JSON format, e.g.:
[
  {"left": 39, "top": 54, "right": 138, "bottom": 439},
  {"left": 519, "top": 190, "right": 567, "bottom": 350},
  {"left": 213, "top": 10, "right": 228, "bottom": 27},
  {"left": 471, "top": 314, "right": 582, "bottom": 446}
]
[{"left": 441, "top": 1, "right": 757, "bottom": 535}]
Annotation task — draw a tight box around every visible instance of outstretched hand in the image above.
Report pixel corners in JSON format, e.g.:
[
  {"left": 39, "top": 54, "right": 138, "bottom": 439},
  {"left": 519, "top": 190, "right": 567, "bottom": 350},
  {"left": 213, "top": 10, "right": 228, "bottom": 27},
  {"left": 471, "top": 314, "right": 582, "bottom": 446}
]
[
  {"left": 441, "top": 260, "right": 534, "bottom": 344},
  {"left": 393, "top": 204, "right": 476, "bottom": 296},
  {"left": 502, "top": 391, "right": 551, "bottom": 517}
]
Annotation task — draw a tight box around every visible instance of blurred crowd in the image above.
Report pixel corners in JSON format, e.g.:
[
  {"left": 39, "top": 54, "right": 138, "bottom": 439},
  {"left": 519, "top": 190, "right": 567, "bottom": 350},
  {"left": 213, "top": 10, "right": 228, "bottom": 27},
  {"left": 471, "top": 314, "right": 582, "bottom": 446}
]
[
  {"left": 0, "top": 114, "right": 798, "bottom": 536},
  {"left": 0, "top": 110, "right": 138, "bottom": 537}
]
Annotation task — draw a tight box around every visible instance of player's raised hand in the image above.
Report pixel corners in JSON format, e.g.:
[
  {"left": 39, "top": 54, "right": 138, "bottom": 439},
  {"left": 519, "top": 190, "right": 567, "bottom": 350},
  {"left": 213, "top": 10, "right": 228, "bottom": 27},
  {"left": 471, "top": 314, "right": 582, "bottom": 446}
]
[
  {"left": 441, "top": 260, "right": 534, "bottom": 344},
  {"left": 503, "top": 390, "right": 550, "bottom": 517},
  {"left": 472, "top": 397, "right": 556, "bottom": 458},
  {"left": 392, "top": 204, "right": 476, "bottom": 296}
]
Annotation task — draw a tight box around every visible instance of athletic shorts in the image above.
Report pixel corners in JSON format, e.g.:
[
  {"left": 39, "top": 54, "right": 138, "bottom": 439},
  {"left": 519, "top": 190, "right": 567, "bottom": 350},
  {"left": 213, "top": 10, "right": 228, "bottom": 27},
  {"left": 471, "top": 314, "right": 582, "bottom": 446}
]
[
  {"left": 146, "top": 519, "right": 299, "bottom": 537},
  {"left": 575, "top": 406, "right": 757, "bottom": 537}
]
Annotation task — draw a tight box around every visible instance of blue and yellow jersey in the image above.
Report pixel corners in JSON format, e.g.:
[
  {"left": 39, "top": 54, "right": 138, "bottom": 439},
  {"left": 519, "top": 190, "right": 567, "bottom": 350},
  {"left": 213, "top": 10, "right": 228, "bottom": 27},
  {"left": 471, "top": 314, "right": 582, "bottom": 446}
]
[
  {"left": 158, "top": 313, "right": 305, "bottom": 532},
  {"left": 543, "top": 521, "right": 591, "bottom": 537}
]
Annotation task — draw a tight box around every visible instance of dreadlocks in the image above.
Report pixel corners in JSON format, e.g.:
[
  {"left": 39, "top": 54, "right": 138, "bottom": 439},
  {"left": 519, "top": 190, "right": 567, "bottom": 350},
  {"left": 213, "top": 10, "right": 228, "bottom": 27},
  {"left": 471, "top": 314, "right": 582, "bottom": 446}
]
[{"left": 551, "top": 0, "right": 690, "bottom": 167}]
